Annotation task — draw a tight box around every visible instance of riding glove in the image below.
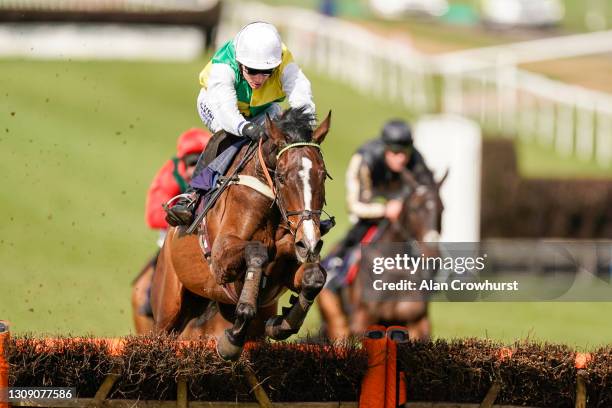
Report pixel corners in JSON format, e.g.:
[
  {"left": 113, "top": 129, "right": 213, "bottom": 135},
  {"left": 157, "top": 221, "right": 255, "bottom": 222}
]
[{"left": 241, "top": 123, "right": 266, "bottom": 142}]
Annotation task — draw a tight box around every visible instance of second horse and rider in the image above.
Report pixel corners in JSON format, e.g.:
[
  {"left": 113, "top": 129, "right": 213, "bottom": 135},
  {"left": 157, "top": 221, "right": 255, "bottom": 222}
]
[{"left": 139, "top": 22, "right": 437, "bottom": 357}]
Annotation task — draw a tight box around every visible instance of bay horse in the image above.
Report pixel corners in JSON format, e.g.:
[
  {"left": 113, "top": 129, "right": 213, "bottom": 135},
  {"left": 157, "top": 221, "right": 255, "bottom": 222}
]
[
  {"left": 318, "top": 170, "right": 446, "bottom": 341},
  {"left": 150, "top": 108, "right": 331, "bottom": 360}
]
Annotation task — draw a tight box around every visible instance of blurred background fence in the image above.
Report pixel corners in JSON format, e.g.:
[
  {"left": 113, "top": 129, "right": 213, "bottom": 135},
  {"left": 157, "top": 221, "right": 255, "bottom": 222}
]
[
  {"left": 0, "top": 0, "right": 220, "bottom": 13},
  {"left": 0, "top": 0, "right": 221, "bottom": 52},
  {"left": 219, "top": 1, "right": 612, "bottom": 168}
]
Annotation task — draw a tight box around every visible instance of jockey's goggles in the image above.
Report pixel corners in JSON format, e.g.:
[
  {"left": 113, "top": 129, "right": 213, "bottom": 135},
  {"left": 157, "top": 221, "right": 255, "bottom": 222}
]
[
  {"left": 243, "top": 66, "right": 274, "bottom": 76},
  {"left": 182, "top": 153, "right": 200, "bottom": 167},
  {"left": 385, "top": 144, "right": 413, "bottom": 155}
]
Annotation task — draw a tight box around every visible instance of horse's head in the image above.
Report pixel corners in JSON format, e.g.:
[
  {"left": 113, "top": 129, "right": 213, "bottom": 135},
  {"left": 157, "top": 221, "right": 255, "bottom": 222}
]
[
  {"left": 263, "top": 107, "right": 331, "bottom": 263},
  {"left": 395, "top": 170, "right": 447, "bottom": 256}
]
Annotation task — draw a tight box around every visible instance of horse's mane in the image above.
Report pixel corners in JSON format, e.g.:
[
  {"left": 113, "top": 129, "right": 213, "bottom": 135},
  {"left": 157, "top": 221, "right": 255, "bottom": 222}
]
[{"left": 273, "top": 107, "right": 316, "bottom": 143}]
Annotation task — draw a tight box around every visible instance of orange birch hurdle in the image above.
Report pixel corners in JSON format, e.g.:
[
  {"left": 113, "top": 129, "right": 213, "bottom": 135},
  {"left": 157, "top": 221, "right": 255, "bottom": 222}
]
[{"left": 0, "top": 321, "right": 9, "bottom": 408}]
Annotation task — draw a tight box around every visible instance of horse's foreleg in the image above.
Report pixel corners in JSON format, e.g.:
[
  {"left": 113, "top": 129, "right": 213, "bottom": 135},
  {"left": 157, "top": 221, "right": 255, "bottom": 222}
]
[
  {"left": 217, "top": 241, "right": 268, "bottom": 360},
  {"left": 265, "top": 262, "right": 326, "bottom": 340},
  {"left": 407, "top": 316, "right": 431, "bottom": 341},
  {"left": 211, "top": 234, "right": 256, "bottom": 285},
  {"left": 317, "top": 288, "right": 350, "bottom": 342}
]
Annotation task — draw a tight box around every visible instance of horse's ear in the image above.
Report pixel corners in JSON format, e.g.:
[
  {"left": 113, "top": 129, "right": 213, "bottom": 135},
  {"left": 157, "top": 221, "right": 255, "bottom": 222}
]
[
  {"left": 401, "top": 169, "right": 419, "bottom": 190},
  {"left": 312, "top": 110, "right": 331, "bottom": 145},
  {"left": 265, "top": 114, "right": 284, "bottom": 146},
  {"left": 437, "top": 169, "right": 450, "bottom": 189}
]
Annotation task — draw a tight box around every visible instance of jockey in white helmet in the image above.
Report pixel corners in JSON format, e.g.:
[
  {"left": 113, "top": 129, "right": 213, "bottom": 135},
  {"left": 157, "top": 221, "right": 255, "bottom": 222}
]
[
  {"left": 165, "top": 22, "right": 316, "bottom": 227},
  {"left": 197, "top": 21, "right": 315, "bottom": 141}
]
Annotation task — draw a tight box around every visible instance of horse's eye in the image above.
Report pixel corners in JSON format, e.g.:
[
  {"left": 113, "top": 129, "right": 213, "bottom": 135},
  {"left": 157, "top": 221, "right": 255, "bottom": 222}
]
[{"left": 277, "top": 175, "right": 285, "bottom": 184}]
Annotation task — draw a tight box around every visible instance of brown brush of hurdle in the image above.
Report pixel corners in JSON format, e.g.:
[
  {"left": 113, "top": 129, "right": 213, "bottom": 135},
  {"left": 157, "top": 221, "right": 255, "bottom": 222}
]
[{"left": 0, "top": 321, "right": 608, "bottom": 408}]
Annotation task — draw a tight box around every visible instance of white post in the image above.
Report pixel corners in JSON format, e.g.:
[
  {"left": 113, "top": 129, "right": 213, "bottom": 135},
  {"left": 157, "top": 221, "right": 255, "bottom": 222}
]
[
  {"left": 363, "top": 37, "right": 377, "bottom": 95},
  {"left": 414, "top": 115, "right": 482, "bottom": 242},
  {"left": 387, "top": 54, "right": 400, "bottom": 103},
  {"left": 518, "top": 93, "right": 536, "bottom": 141},
  {"left": 576, "top": 100, "right": 595, "bottom": 161},
  {"left": 416, "top": 63, "right": 432, "bottom": 114},
  {"left": 328, "top": 26, "right": 343, "bottom": 79},
  {"left": 556, "top": 103, "right": 575, "bottom": 157},
  {"left": 315, "top": 30, "right": 327, "bottom": 74},
  {"left": 596, "top": 110, "right": 612, "bottom": 167},
  {"left": 443, "top": 71, "right": 463, "bottom": 115},
  {"left": 538, "top": 99, "right": 556, "bottom": 147},
  {"left": 479, "top": 74, "right": 488, "bottom": 124},
  {"left": 400, "top": 61, "right": 414, "bottom": 111},
  {"left": 497, "top": 53, "right": 517, "bottom": 136}
]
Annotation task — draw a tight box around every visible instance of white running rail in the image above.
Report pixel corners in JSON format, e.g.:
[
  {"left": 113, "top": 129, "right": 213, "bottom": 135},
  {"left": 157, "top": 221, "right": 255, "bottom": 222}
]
[
  {"left": 219, "top": 1, "right": 612, "bottom": 168},
  {"left": 437, "top": 29, "right": 612, "bottom": 66}
]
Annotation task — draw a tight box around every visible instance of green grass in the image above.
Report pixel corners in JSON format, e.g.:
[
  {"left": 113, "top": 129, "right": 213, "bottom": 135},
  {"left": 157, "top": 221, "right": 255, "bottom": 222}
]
[
  {"left": 429, "top": 302, "right": 612, "bottom": 350},
  {"left": 0, "top": 58, "right": 409, "bottom": 336},
  {"left": 516, "top": 138, "right": 612, "bottom": 179},
  {"left": 1, "top": 58, "right": 611, "bottom": 348}
]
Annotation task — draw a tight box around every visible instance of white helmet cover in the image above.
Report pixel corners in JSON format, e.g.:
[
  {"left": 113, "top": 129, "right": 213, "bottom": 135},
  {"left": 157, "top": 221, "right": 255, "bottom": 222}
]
[{"left": 234, "top": 22, "right": 283, "bottom": 70}]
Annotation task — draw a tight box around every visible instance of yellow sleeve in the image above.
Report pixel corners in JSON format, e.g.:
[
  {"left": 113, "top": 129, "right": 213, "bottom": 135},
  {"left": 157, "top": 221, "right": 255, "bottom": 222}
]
[{"left": 199, "top": 61, "right": 213, "bottom": 88}]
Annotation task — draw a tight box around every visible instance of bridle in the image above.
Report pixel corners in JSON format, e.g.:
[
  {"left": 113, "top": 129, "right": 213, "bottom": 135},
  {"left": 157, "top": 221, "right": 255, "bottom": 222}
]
[
  {"left": 391, "top": 185, "right": 440, "bottom": 242},
  {"left": 257, "top": 138, "right": 332, "bottom": 237}
]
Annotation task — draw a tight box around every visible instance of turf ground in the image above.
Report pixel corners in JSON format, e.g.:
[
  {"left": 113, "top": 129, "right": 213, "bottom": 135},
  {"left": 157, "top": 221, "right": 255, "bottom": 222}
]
[{"left": 1, "top": 58, "right": 611, "bottom": 349}]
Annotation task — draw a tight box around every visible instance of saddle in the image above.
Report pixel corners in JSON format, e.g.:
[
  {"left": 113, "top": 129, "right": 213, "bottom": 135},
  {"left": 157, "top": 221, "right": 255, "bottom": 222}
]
[
  {"left": 201, "top": 131, "right": 242, "bottom": 169},
  {"left": 190, "top": 132, "right": 248, "bottom": 192}
]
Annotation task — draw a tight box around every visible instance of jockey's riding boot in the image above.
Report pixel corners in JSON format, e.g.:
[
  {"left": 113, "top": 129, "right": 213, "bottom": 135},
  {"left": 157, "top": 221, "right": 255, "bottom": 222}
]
[
  {"left": 164, "top": 151, "right": 209, "bottom": 227},
  {"left": 164, "top": 188, "right": 200, "bottom": 227}
]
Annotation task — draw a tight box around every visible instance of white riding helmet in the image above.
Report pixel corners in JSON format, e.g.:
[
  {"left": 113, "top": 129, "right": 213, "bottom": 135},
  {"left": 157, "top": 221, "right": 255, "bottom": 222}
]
[{"left": 234, "top": 22, "right": 283, "bottom": 70}]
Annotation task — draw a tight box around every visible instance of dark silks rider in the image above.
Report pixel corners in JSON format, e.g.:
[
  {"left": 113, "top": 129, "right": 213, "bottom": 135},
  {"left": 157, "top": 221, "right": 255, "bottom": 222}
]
[
  {"left": 165, "top": 21, "right": 316, "bottom": 227},
  {"left": 324, "top": 119, "right": 436, "bottom": 291}
]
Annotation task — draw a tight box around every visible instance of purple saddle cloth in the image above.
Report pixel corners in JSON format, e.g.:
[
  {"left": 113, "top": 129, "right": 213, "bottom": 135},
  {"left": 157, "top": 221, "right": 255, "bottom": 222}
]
[
  {"left": 190, "top": 138, "right": 248, "bottom": 191},
  {"left": 190, "top": 138, "right": 249, "bottom": 221}
]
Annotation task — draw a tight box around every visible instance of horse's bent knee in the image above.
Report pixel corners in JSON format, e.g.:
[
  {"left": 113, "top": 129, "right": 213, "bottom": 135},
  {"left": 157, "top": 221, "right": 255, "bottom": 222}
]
[
  {"left": 245, "top": 241, "right": 268, "bottom": 267},
  {"left": 301, "top": 264, "right": 326, "bottom": 300}
]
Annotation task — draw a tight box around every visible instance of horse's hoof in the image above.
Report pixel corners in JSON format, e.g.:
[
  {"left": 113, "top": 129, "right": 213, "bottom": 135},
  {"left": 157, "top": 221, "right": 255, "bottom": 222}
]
[
  {"left": 216, "top": 333, "right": 243, "bottom": 361},
  {"left": 265, "top": 316, "right": 293, "bottom": 340}
]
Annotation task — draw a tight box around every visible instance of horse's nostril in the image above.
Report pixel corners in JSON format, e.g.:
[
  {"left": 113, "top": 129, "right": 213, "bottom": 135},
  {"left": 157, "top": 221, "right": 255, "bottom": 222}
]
[
  {"left": 295, "top": 240, "right": 308, "bottom": 255},
  {"left": 296, "top": 239, "right": 322, "bottom": 259}
]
